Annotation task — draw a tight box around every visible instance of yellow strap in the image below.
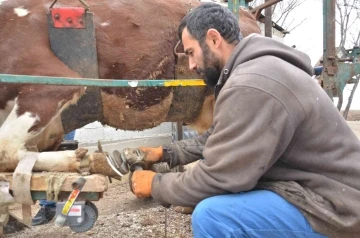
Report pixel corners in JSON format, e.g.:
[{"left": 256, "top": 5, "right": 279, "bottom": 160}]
[{"left": 164, "top": 80, "right": 205, "bottom": 87}]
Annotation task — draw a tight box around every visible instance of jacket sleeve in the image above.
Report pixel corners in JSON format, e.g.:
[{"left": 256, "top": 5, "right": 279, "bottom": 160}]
[
  {"left": 151, "top": 83, "right": 298, "bottom": 207},
  {"left": 160, "top": 125, "right": 214, "bottom": 168}
]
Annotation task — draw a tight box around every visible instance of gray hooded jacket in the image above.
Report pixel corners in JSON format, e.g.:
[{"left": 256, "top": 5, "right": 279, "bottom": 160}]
[{"left": 151, "top": 34, "right": 360, "bottom": 237}]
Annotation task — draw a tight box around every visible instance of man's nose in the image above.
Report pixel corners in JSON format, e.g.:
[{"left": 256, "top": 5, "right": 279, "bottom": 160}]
[{"left": 189, "top": 59, "right": 197, "bottom": 71}]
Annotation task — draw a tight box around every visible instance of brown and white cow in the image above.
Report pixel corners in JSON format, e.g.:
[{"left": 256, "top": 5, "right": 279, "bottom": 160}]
[{"left": 0, "top": 0, "right": 260, "bottom": 175}]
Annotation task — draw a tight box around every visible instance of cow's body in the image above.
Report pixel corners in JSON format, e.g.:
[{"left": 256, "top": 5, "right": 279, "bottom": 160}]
[{"left": 0, "top": 0, "right": 260, "bottom": 174}]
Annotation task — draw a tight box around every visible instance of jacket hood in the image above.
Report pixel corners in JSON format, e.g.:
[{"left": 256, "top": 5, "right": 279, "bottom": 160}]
[{"left": 217, "top": 34, "right": 314, "bottom": 87}]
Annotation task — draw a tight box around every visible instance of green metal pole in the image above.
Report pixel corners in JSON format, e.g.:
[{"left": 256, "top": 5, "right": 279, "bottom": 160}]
[
  {"left": 228, "top": 0, "right": 240, "bottom": 18},
  {"left": 0, "top": 74, "right": 205, "bottom": 87},
  {"left": 322, "top": 0, "right": 336, "bottom": 99},
  {"left": 228, "top": 0, "right": 248, "bottom": 18},
  {"left": 239, "top": 0, "right": 248, "bottom": 7}
]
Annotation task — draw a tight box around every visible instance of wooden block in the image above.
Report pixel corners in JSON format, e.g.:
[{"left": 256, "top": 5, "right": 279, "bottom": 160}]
[
  {"left": 3, "top": 173, "right": 108, "bottom": 193},
  {"left": 21, "top": 205, "right": 31, "bottom": 226}
]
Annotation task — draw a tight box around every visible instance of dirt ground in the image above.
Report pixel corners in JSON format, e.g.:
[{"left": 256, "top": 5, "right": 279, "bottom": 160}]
[
  {"left": 346, "top": 110, "right": 360, "bottom": 121},
  {"left": 4, "top": 179, "right": 193, "bottom": 238}
]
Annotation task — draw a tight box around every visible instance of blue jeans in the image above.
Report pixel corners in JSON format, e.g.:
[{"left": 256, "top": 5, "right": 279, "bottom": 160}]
[{"left": 192, "top": 190, "right": 327, "bottom": 238}]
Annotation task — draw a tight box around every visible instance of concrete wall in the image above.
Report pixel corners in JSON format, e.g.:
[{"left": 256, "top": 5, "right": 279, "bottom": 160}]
[
  {"left": 73, "top": 122, "right": 175, "bottom": 154},
  {"left": 74, "top": 121, "right": 173, "bottom": 143},
  {"left": 74, "top": 121, "right": 199, "bottom": 154}
]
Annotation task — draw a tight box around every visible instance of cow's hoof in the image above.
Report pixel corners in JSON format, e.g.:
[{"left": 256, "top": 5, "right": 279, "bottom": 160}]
[{"left": 89, "top": 153, "right": 122, "bottom": 180}]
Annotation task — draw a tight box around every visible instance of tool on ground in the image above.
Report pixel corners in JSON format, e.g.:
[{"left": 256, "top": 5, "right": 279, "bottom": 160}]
[{"left": 54, "top": 177, "right": 98, "bottom": 232}]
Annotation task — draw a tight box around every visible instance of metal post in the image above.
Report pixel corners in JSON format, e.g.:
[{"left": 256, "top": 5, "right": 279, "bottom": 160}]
[
  {"left": 228, "top": 0, "right": 240, "bottom": 18},
  {"left": 228, "top": 0, "right": 249, "bottom": 18},
  {"left": 239, "top": 0, "right": 248, "bottom": 7},
  {"left": 265, "top": 0, "right": 272, "bottom": 38},
  {"left": 322, "top": 0, "right": 337, "bottom": 99}
]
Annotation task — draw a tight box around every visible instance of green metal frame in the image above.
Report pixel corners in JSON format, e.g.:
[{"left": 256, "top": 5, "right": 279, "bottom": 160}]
[
  {"left": 0, "top": 74, "right": 205, "bottom": 87},
  {"left": 322, "top": 0, "right": 360, "bottom": 99},
  {"left": 228, "top": 0, "right": 248, "bottom": 18},
  {"left": 337, "top": 60, "right": 360, "bottom": 95},
  {"left": 31, "top": 191, "right": 101, "bottom": 201}
]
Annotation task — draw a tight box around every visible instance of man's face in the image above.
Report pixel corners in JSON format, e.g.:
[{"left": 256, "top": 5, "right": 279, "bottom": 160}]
[{"left": 182, "top": 28, "right": 221, "bottom": 87}]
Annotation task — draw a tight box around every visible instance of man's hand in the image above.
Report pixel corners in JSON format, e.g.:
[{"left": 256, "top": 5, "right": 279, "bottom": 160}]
[
  {"left": 130, "top": 170, "right": 156, "bottom": 198},
  {"left": 139, "top": 146, "right": 163, "bottom": 163},
  {"left": 138, "top": 146, "right": 163, "bottom": 169}
]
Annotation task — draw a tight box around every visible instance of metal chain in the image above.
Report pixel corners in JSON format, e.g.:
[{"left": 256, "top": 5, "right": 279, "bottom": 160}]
[{"left": 49, "top": 0, "right": 90, "bottom": 11}]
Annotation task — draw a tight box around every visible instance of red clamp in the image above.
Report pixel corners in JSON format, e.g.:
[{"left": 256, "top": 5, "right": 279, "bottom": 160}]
[{"left": 50, "top": 7, "right": 86, "bottom": 29}]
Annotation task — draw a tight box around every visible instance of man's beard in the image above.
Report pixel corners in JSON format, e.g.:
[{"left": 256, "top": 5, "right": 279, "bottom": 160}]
[{"left": 197, "top": 43, "right": 222, "bottom": 87}]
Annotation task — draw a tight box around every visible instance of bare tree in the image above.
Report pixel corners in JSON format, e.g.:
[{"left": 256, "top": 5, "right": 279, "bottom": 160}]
[
  {"left": 334, "top": 0, "right": 360, "bottom": 118},
  {"left": 336, "top": 0, "right": 360, "bottom": 48},
  {"left": 249, "top": 0, "right": 308, "bottom": 31}
]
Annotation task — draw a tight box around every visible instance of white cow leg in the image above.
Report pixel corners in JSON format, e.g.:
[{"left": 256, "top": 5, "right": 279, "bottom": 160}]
[
  {"left": 33, "top": 150, "right": 80, "bottom": 172},
  {"left": 0, "top": 102, "right": 39, "bottom": 171},
  {"left": 0, "top": 104, "right": 119, "bottom": 178},
  {"left": 33, "top": 150, "right": 120, "bottom": 179}
]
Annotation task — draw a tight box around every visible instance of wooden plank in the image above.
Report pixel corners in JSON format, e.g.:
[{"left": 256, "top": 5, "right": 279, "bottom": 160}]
[
  {"left": 21, "top": 205, "right": 31, "bottom": 226},
  {"left": 2, "top": 173, "right": 108, "bottom": 192}
]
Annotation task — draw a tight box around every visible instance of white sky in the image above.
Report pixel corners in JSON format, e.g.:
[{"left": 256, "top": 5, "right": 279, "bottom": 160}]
[{"left": 283, "top": 0, "right": 360, "bottom": 109}]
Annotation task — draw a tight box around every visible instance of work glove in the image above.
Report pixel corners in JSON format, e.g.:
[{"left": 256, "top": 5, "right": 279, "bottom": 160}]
[
  {"left": 130, "top": 170, "right": 156, "bottom": 198},
  {"left": 138, "top": 146, "right": 163, "bottom": 169}
]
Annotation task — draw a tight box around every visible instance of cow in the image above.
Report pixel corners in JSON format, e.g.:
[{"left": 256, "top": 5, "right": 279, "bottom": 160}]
[{"left": 0, "top": 0, "right": 261, "bottom": 176}]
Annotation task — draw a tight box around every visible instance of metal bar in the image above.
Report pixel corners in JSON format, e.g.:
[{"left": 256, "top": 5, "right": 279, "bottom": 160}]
[
  {"left": 0, "top": 74, "right": 205, "bottom": 87},
  {"left": 228, "top": 0, "right": 240, "bottom": 18},
  {"left": 265, "top": 0, "right": 272, "bottom": 38},
  {"left": 322, "top": 0, "right": 337, "bottom": 98},
  {"left": 239, "top": 0, "right": 248, "bottom": 7},
  {"left": 31, "top": 191, "right": 101, "bottom": 201},
  {"left": 337, "top": 62, "right": 360, "bottom": 93}
]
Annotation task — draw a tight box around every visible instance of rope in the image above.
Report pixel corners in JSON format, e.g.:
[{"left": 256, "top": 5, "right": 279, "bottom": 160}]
[{"left": 45, "top": 172, "right": 75, "bottom": 201}]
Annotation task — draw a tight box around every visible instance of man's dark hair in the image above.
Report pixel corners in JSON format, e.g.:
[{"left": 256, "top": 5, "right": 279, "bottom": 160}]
[{"left": 178, "top": 3, "right": 243, "bottom": 45}]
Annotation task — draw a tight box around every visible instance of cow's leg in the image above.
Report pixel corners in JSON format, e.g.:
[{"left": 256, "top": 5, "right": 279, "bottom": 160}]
[
  {"left": 187, "top": 94, "right": 215, "bottom": 134},
  {"left": 0, "top": 147, "right": 119, "bottom": 179},
  {"left": 0, "top": 103, "right": 117, "bottom": 176},
  {"left": 0, "top": 101, "right": 39, "bottom": 170},
  {"left": 32, "top": 150, "right": 120, "bottom": 178},
  {"left": 0, "top": 86, "right": 84, "bottom": 169},
  {"left": 0, "top": 99, "right": 15, "bottom": 126},
  {"left": 0, "top": 103, "right": 118, "bottom": 177}
]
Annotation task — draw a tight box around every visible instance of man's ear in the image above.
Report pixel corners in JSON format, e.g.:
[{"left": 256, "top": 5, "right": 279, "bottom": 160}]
[{"left": 206, "top": 29, "right": 221, "bottom": 49}]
